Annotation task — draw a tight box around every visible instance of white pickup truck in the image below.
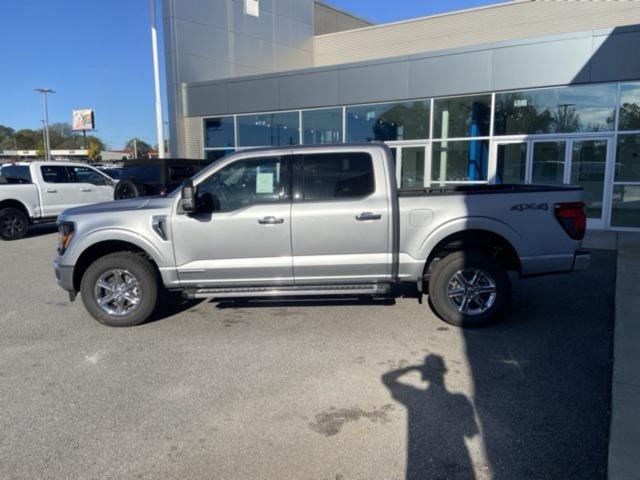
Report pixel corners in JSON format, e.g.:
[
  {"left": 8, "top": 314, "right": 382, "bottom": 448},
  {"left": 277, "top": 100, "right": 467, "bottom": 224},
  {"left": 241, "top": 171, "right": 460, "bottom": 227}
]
[{"left": 0, "top": 161, "right": 115, "bottom": 240}]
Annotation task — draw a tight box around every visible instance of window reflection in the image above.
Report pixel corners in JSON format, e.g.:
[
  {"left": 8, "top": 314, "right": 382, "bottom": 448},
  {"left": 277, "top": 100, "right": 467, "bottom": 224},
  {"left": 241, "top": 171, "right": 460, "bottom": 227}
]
[
  {"left": 496, "top": 143, "right": 527, "bottom": 184},
  {"left": 619, "top": 83, "right": 640, "bottom": 131},
  {"left": 237, "top": 112, "right": 300, "bottom": 147},
  {"left": 615, "top": 134, "right": 640, "bottom": 182},
  {"left": 205, "top": 117, "right": 235, "bottom": 148},
  {"left": 532, "top": 141, "right": 566, "bottom": 184},
  {"left": 433, "top": 95, "right": 491, "bottom": 139},
  {"left": 432, "top": 140, "right": 489, "bottom": 183},
  {"left": 495, "top": 84, "right": 616, "bottom": 135},
  {"left": 302, "top": 108, "right": 343, "bottom": 144},
  {"left": 347, "top": 101, "right": 429, "bottom": 142}
]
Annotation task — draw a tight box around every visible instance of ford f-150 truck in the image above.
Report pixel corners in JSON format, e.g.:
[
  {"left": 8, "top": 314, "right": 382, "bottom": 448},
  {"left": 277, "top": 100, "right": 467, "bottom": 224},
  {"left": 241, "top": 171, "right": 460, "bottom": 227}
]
[
  {"left": 1, "top": 161, "right": 116, "bottom": 240},
  {"left": 54, "top": 144, "right": 589, "bottom": 328}
]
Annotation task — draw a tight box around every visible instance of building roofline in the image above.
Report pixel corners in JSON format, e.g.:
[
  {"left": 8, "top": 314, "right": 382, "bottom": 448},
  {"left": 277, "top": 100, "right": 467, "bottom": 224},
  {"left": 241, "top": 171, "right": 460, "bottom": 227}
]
[
  {"left": 314, "top": 1, "right": 373, "bottom": 26},
  {"left": 314, "top": 0, "right": 526, "bottom": 38}
]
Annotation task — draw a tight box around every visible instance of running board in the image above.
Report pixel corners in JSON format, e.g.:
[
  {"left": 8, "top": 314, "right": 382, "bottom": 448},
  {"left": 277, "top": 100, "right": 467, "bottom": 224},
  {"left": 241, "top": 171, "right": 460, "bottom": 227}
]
[{"left": 183, "top": 283, "right": 391, "bottom": 299}]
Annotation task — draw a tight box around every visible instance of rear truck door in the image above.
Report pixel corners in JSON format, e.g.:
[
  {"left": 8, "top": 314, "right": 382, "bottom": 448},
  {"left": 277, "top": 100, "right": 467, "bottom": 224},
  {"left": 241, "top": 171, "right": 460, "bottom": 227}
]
[
  {"left": 291, "top": 149, "right": 392, "bottom": 284},
  {"left": 171, "top": 154, "right": 293, "bottom": 287}
]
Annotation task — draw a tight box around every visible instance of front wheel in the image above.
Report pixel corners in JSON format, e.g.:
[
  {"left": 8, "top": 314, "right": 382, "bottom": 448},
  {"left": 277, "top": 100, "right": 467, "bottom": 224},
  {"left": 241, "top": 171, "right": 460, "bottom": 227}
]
[
  {"left": 427, "top": 251, "right": 511, "bottom": 327},
  {"left": 0, "top": 207, "right": 29, "bottom": 240},
  {"left": 80, "top": 252, "right": 159, "bottom": 327}
]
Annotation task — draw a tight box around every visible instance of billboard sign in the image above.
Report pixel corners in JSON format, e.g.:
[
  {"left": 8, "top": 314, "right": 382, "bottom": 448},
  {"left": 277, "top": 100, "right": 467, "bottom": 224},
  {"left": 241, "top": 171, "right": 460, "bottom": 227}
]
[{"left": 72, "top": 109, "right": 95, "bottom": 131}]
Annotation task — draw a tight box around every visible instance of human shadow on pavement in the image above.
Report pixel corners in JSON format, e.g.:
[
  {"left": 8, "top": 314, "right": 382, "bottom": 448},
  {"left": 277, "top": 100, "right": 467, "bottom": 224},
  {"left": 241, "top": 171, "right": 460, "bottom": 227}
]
[{"left": 382, "top": 354, "right": 478, "bottom": 480}]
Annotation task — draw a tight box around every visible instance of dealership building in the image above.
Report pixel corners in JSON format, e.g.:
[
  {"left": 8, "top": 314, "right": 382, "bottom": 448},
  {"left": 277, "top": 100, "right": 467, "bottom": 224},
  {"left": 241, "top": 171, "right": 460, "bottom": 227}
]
[{"left": 162, "top": 0, "right": 640, "bottom": 230}]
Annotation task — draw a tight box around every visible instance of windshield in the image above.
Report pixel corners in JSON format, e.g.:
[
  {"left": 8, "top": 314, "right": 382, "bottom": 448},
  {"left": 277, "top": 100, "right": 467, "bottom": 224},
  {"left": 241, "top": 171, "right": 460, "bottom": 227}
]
[{"left": 0, "top": 166, "right": 31, "bottom": 183}]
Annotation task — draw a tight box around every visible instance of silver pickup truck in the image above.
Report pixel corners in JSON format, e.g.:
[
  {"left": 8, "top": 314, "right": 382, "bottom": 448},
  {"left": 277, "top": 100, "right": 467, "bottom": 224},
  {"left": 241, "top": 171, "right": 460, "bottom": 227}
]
[
  {"left": 0, "top": 161, "right": 115, "bottom": 240},
  {"left": 54, "top": 144, "right": 589, "bottom": 328}
]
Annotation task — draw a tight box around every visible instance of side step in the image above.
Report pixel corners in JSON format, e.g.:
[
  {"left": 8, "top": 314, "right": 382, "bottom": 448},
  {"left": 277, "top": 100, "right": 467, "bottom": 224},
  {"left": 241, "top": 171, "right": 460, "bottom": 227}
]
[{"left": 183, "top": 283, "right": 391, "bottom": 299}]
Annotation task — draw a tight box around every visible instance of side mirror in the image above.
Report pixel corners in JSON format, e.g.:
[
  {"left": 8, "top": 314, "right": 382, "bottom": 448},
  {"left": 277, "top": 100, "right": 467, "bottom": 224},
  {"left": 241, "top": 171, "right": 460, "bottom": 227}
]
[{"left": 180, "top": 179, "right": 197, "bottom": 214}]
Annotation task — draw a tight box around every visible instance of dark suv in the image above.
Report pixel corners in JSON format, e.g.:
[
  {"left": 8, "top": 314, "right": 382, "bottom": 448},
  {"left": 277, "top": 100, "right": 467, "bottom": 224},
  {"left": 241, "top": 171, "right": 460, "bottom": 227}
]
[{"left": 113, "top": 158, "right": 213, "bottom": 200}]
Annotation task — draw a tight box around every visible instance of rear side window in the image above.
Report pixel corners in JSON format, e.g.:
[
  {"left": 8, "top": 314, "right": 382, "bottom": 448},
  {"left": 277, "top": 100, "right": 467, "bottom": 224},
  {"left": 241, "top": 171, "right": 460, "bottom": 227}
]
[
  {"left": 1, "top": 166, "right": 31, "bottom": 183},
  {"left": 41, "top": 166, "right": 71, "bottom": 183},
  {"left": 301, "top": 153, "right": 374, "bottom": 201}
]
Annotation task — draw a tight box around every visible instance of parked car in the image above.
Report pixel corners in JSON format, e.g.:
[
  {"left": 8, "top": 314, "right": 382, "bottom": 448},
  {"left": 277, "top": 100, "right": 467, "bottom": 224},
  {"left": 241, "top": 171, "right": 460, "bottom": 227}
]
[
  {"left": 54, "top": 144, "right": 589, "bottom": 328},
  {"left": 0, "top": 161, "right": 115, "bottom": 240},
  {"left": 113, "top": 158, "right": 212, "bottom": 200}
]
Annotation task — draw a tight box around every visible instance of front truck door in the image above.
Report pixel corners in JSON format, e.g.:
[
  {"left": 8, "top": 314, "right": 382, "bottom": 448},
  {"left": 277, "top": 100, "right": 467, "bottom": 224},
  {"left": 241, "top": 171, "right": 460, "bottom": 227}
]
[
  {"left": 38, "top": 165, "right": 79, "bottom": 217},
  {"left": 69, "top": 166, "right": 114, "bottom": 205},
  {"left": 291, "top": 151, "right": 391, "bottom": 284},
  {"left": 171, "top": 155, "right": 293, "bottom": 287}
]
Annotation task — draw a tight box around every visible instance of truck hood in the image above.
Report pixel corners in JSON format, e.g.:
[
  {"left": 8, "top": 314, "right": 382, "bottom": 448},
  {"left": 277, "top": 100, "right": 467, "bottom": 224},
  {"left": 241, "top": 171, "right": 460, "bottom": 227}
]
[{"left": 61, "top": 196, "right": 173, "bottom": 217}]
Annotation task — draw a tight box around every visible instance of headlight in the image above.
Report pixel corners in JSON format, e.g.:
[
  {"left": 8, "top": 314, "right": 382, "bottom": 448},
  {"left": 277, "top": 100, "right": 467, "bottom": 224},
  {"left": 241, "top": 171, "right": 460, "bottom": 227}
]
[{"left": 57, "top": 221, "right": 75, "bottom": 255}]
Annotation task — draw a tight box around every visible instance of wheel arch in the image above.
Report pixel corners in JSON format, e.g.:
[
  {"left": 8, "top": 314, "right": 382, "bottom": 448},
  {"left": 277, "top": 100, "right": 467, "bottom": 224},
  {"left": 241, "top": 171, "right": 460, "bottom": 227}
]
[
  {"left": 0, "top": 199, "right": 32, "bottom": 222},
  {"left": 423, "top": 225, "right": 522, "bottom": 279},
  {"left": 72, "top": 239, "right": 161, "bottom": 292}
]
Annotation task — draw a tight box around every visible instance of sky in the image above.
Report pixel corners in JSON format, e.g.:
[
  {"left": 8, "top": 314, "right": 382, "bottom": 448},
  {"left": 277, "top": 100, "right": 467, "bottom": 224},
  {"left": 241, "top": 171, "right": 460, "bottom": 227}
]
[{"left": 0, "top": 0, "right": 507, "bottom": 150}]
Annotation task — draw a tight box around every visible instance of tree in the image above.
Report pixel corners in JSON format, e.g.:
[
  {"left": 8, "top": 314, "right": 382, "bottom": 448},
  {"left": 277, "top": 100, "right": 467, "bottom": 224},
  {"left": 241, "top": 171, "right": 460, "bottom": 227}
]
[
  {"left": 87, "top": 140, "right": 101, "bottom": 161},
  {"left": 124, "top": 138, "right": 152, "bottom": 158},
  {"left": 0, "top": 123, "right": 107, "bottom": 154}
]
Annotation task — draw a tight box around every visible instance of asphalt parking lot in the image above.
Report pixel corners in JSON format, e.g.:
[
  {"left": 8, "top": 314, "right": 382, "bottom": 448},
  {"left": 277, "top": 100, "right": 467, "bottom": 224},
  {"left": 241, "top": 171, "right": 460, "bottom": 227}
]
[{"left": 0, "top": 226, "right": 615, "bottom": 480}]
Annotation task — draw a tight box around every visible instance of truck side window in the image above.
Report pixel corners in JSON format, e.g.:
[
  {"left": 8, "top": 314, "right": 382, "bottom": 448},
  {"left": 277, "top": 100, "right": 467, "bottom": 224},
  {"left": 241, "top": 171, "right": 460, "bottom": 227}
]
[
  {"left": 41, "top": 166, "right": 71, "bottom": 184},
  {"left": 302, "top": 153, "right": 374, "bottom": 201},
  {"left": 70, "top": 166, "right": 108, "bottom": 186},
  {"left": 196, "top": 156, "right": 288, "bottom": 213}
]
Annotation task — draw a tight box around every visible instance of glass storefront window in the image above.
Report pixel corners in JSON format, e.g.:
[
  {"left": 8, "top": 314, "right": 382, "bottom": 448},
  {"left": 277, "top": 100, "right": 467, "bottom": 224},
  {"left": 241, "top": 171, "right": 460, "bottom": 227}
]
[
  {"left": 615, "top": 134, "right": 640, "bottom": 182},
  {"left": 204, "top": 117, "right": 235, "bottom": 148},
  {"left": 400, "top": 147, "right": 426, "bottom": 189},
  {"left": 237, "top": 112, "right": 300, "bottom": 147},
  {"left": 619, "top": 82, "right": 640, "bottom": 131},
  {"left": 494, "top": 84, "right": 617, "bottom": 135},
  {"left": 532, "top": 141, "right": 566, "bottom": 184},
  {"left": 302, "top": 108, "right": 343, "bottom": 144},
  {"left": 570, "top": 140, "right": 607, "bottom": 219},
  {"left": 496, "top": 143, "right": 527, "bottom": 184},
  {"left": 611, "top": 185, "right": 640, "bottom": 228},
  {"left": 433, "top": 94, "right": 491, "bottom": 139},
  {"left": 346, "top": 101, "right": 429, "bottom": 142},
  {"left": 431, "top": 140, "right": 489, "bottom": 183}
]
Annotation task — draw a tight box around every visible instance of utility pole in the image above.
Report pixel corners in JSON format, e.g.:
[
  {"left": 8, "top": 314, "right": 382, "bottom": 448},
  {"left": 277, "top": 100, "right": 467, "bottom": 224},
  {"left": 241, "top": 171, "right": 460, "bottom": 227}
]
[
  {"left": 41, "top": 120, "right": 46, "bottom": 157},
  {"left": 34, "top": 88, "right": 54, "bottom": 161},
  {"left": 149, "top": 0, "right": 165, "bottom": 159},
  {"left": 133, "top": 138, "right": 138, "bottom": 159}
]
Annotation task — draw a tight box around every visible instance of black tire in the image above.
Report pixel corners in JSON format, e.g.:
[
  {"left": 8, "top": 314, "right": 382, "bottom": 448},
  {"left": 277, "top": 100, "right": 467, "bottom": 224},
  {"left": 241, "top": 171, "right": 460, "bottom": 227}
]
[
  {"left": 0, "top": 207, "right": 29, "bottom": 241},
  {"left": 114, "top": 179, "right": 146, "bottom": 200},
  {"left": 80, "top": 252, "right": 159, "bottom": 327},
  {"left": 427, "top": 251, "right": 511, "bottom": 328}
]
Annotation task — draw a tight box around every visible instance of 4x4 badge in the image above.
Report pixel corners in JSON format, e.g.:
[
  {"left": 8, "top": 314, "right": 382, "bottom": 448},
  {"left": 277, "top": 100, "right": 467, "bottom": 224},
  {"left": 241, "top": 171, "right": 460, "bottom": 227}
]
[{"left": 511, "top": 203, "right": 549, "bottom": 212}]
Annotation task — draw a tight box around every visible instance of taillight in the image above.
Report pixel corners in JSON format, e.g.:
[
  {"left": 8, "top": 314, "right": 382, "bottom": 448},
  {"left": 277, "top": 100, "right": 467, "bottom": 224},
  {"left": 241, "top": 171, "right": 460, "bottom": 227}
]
[{"left": 554, "top": 202, "right": 586, "bottom": 240}]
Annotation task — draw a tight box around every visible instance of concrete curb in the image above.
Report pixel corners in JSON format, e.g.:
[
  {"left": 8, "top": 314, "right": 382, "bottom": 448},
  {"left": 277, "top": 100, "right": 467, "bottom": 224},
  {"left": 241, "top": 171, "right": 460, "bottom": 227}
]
[{"left": 607, "top": 232, "right": 640, "bottom": 480}]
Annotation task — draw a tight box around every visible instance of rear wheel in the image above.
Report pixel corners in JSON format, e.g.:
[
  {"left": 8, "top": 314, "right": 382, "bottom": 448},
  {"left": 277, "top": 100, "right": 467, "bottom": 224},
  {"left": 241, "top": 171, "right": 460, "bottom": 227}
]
[
  {"left": 0, "top": 207, "right": 29, "bottom": 240},
  {"left": 427, "top": 251, "right": 511, "bottom": 327},
  {"left": 80, "top": 252, "right": 158, "bottom": 327}
]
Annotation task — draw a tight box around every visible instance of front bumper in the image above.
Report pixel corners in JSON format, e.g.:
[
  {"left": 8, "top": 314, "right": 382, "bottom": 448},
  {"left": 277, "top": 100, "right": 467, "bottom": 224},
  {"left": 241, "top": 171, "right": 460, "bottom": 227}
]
[
  {"left": 572, "top": 248, "right": 590, "bottom": 271},
  {"left": 54, "top": 259, "right": 75, "bottom": 294}
]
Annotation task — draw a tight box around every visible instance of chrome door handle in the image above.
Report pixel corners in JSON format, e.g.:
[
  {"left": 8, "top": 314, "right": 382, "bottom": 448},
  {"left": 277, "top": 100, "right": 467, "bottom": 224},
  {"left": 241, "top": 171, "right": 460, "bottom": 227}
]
[
  {"left": 46, "top": 189, "right": 58, "bottom": 193},
  {"left": 81, "top": 188, "right": 93, "bottom": 192},
  {"left": 258, "top": 216, "right": 285, "bottom": 225},
  {"left": 356, "top": 212, "right": 381, "bottom": 221}
]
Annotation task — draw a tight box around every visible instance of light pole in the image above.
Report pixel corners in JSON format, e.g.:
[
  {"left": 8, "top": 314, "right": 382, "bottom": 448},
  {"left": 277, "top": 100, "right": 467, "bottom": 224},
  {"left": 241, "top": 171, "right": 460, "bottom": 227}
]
[
  {"left": 149, "top": 0, "right": 165, "bottom": 159},
  {"left": 35, "top": 88, "right": 54, "bottom": 160}
]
